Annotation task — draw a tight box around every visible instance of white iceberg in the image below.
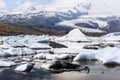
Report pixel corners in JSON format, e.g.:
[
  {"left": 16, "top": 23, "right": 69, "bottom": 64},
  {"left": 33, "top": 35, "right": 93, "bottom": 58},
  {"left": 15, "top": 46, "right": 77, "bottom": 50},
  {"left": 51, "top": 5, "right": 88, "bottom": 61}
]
[
  {"left": 100, "top": 32, "right": 120, "bottom": 42},
  {"left": 41, "top": 61, "right": 53, "bottom": 70},
  {"left": 73, "top": 53, "right": 96, "bottom": 61},
  {"left": 28, "top": 43, "right": 51, "bottom": 49},
  {"left": 0, "top": 60, "right": 16, "bottom": 67},
  {"left": 4, "top": 48, "right": 35, "bottom": 56},
  {"left": 34, "top": 53, "right": 46, "bottom": 59},
  {"left": 2, "top": 35, "right": 50, "bottom": 47},
  {"left": 55, "top": 28, "right": 91, "bottom": 42},
  {"left": 14, "top": 63, "right": 34, "bottom": 72},
  {"left": 34, "top": 53, "right": 72, "bottom": 60},
  {"left": 73, "top": 47, "right": 120, "bottom": 65},
  {"left": 45, "top": 54, "right": 71, "bottom": 60},
  {"left": 97, "top": 47, "right": 120, "bottom": 64}
]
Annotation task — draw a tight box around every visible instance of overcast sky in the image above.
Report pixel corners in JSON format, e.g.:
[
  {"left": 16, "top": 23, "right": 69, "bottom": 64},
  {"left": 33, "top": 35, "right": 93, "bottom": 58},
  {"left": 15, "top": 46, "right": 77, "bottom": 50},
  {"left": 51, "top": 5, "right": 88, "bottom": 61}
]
[
  {"left": 0, "top": 0, "right": 89, "bottom": 10},
  {"left": 0, "top": 0, "right": 52, "bottom": 10},
  {"left": 0, "top": 0, "right": 120, "bottom": 15}
]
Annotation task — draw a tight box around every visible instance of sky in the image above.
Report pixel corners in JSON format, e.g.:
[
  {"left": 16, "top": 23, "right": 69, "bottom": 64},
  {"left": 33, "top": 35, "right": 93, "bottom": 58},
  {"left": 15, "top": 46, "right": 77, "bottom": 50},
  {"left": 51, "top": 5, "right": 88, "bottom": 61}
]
[
  {"left": 0, "top": 0, "right": 88, "bottom": 10},
  {"left": 0, "top": 0, "right": 120, "bottom": 15},
  {"left": 0, "top": 0, "right": 85, "bottom": 12},
  {"left": 0, "top": 0, "right": 52, "bottom": 10}
]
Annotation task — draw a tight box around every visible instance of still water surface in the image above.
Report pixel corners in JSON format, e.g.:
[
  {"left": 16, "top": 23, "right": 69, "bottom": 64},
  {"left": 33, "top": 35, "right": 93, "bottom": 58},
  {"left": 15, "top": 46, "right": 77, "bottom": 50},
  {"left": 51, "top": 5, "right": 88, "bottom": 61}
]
[{"left": 0, "top": 61, "right": 120, "bottom": 80}]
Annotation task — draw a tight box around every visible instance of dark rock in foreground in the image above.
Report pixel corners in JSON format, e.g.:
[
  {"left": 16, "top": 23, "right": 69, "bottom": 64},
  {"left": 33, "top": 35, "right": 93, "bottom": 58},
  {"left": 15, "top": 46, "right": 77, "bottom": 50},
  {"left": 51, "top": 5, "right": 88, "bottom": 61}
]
[{"left": 41, "top": 60, "right": 90, "bottom": 73}]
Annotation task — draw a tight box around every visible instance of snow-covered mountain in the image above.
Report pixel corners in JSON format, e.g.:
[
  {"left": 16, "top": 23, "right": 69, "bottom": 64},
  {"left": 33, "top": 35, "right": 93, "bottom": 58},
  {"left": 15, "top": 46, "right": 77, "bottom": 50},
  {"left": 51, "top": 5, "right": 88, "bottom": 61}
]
[
  {"left": 0, "top": 1, "right": 90, "bottom": 19},
  {"left": 0, "top": 0, "right": 120, "bottom": 36},
  {"left": 0, "top": 2, "right": 90, "bottom": 34}
]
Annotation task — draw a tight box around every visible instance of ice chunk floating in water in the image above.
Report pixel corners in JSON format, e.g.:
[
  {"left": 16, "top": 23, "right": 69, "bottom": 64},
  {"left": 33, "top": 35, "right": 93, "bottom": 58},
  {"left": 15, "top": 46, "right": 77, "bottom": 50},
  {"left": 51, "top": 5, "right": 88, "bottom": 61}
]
[
  {"left": 0, "top": 60, "right": 16, "bottom": 67},
  {"left": 73, "top": 47, "right": 120, "bottom": 65},
  {"left": 15, "top": 63, "right": 34, "bottom": 72},
  {"left": 34, "top": 53, "right": 72, "bottom": 60},
  {"left": 74, "top": 53, "right": 96, "bottom": 61}
]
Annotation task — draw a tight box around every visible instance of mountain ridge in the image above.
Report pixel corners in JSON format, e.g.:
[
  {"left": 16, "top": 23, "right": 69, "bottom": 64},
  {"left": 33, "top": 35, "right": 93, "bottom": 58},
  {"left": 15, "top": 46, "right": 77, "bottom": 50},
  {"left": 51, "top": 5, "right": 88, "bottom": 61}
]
[{"left": 0, "top": 1, "right": 120, "bottom": 36}]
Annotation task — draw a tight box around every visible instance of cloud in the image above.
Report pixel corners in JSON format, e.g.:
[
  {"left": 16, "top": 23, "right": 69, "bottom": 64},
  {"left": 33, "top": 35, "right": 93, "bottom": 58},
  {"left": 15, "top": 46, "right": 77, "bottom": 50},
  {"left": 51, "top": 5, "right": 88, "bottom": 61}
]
[
  {"left": 44, "top": 0, "right": 90, "bottom": 12},
  {"left": 13, "top": 1, "right": 37, "bottom": 12},
  {"left": 46, "top": 0, "right": 77, "bottom": 7},
  {"left": 46, "top": 0, "right": 88, "bottom": 7},
  {"left": 46, "top": 0, "right": 120, "bottom": 15},
  {"left": 0, "top": 0, "right": 7, "bottom": 9}
]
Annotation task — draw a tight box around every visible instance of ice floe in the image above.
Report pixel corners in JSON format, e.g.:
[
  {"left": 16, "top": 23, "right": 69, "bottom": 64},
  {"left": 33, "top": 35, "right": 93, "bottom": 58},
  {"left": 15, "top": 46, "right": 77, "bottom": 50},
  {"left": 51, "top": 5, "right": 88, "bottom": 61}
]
[
  {"left": 34, "top": 53, "right": 72, "bottom": 60},
  {"left": 0, "top": 60, "right": 16, "bottom": 67},
  {"left": 0, "top": 34, "right": 120, "bottom": 67},
  {"left": 100, "top": 32, "right": 120, "bottom": 42},
  {"left": 73, "top": 46, "right": 120, "bottom": 64},
  {"left": 34, "top": 53, "right": 46, "bottom": 59},
  {"left": 2, "top": 35, "right": 50, "bottom": 47},
  {"left": 0, "top": 47, "right": 36, "bottom": 57},
  {"left": 73, "top": 53, "right": 96, "bottom": 61},
  {"left": 28, "top": 43, "right": 51, "bottom": 49},
  {"left": 15, "top": 63, "right": 34, "bottom": 72}
]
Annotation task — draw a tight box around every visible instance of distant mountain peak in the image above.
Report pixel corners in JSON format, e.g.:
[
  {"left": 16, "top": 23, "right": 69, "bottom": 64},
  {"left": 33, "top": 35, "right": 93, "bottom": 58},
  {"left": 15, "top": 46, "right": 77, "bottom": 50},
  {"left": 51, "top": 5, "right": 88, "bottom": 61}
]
[
  {"left": 27, "top": 7, "right": 37, "bottom": 11},
  {"left": 25, "top": 6, "right": 38, "bottom": 14}
]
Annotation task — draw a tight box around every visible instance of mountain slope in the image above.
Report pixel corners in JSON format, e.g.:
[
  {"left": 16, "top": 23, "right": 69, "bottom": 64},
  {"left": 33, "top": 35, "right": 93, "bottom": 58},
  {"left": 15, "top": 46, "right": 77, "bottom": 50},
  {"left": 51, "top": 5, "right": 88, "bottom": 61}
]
[
  {"left": 0, "top": 23, "right": 65, "bottom": 36},
  {"left": 0, "top": 0, "right": 120, "bottom": 36}
]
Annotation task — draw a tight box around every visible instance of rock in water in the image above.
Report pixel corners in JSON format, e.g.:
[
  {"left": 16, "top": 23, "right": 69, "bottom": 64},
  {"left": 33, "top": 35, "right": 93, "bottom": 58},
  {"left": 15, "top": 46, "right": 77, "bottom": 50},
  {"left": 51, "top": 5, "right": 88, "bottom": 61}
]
[
  {"left": 41, "top": 60, "right": 80, "bottom": 70},
  {"left": 14, "top": 63, "right": 34, "bottom": 72},
  {"left": 41, "top": 60, "right": 90, "bottom": 73}
]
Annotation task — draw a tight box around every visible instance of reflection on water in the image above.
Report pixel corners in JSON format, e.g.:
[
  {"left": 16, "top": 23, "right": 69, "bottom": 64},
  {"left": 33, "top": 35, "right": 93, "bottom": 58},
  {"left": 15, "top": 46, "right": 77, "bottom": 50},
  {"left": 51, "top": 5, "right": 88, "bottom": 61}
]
[
  {"left": 75, "top": 60, "right": 120, "bottom": 69},
  {"left": 103, "top": 63, "right": 119, "bottom": 68},
  {"left": 74, "top": 60, "right": 96, "bottom": 66}
]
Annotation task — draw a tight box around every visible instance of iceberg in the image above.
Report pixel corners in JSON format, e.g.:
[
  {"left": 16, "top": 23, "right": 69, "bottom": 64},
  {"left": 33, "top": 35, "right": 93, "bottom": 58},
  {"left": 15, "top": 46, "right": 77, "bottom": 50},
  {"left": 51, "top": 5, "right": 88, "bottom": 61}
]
[
  {"left": 28, "top": 43, "right": 51, "bottom": 49},
  {"left": 73, "top": 53, "right": 96, "bottom": 61},
  {"left": 2, "top": 35, "right": 50, "bottom": 47},
  {"left": 0, "top": 60, "right": 16, "bottom": 67},
  {"left": 73, "top": 47, "right": 120, "bottom": 65},
  {"left": 34, "top": 53, "right": 46, "bottom": 59},
  {"left": 3, "top": 48, "right": 36, "bottom": 57},
  {"left": 15, "top": 63, "right": 34, "bottom": 72},
  {"left": 34, "top": 53, "right": 72, "bottom": 60},
  {"left": 100, "top": 32, "right": 120, "bottom": 42},
  {"left": 55, "top": 28, "right": 91, "bottom": 42}
]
